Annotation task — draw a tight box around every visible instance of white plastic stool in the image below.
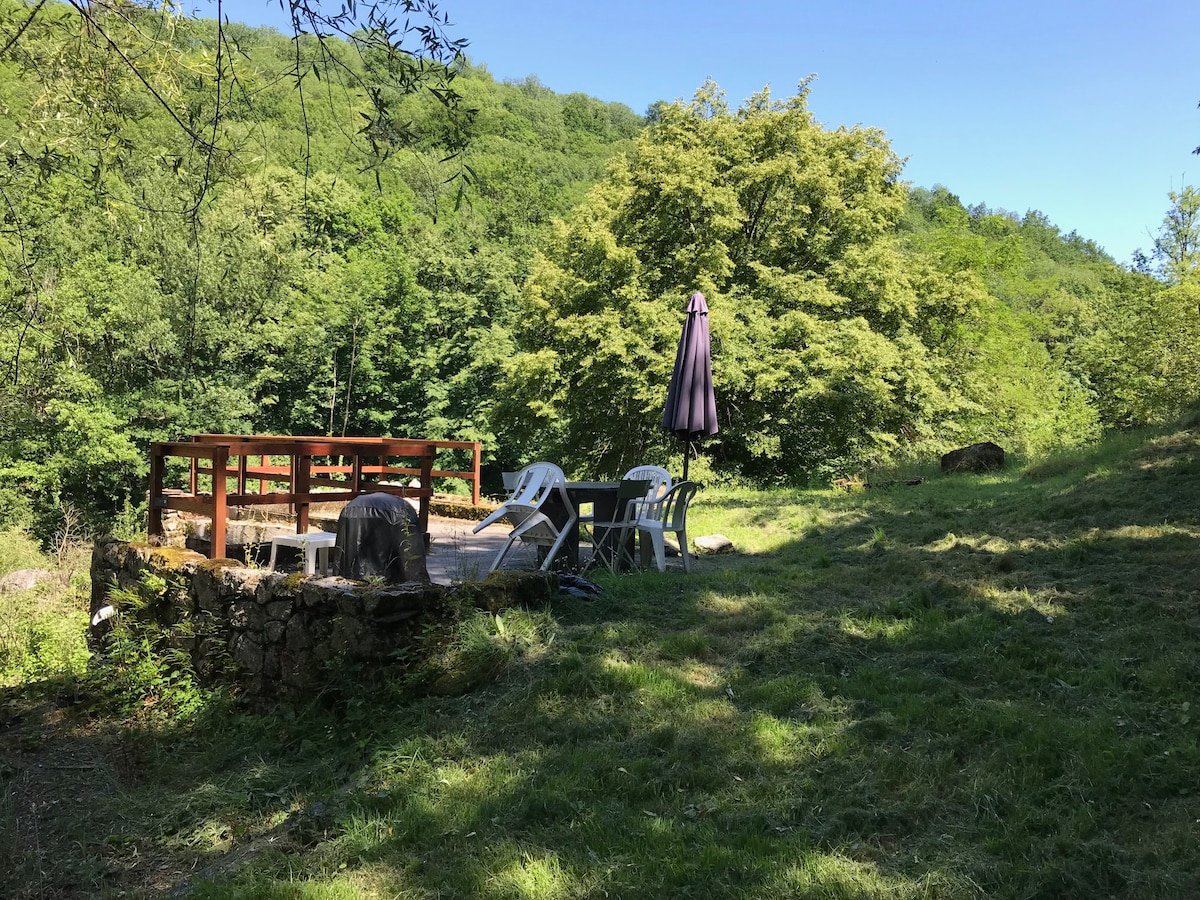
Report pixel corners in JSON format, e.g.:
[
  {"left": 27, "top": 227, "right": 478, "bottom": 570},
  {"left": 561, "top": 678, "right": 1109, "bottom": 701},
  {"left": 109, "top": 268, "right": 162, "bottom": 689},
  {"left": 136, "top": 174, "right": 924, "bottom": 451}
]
[{"left": 268, "top": 531, "right": 337, "bottom": 576}]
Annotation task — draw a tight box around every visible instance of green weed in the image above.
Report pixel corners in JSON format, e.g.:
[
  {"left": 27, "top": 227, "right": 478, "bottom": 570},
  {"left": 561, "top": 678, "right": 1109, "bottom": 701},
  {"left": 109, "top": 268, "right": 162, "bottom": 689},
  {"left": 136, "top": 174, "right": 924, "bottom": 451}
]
[{"left": 0, "top": 527, "right": 89, "bottom": 685}]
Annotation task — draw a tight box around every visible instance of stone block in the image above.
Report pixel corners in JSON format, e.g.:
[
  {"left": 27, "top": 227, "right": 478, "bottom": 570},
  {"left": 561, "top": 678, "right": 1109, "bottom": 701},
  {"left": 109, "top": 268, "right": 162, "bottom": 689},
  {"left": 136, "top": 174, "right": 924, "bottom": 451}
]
[
  {"left": 231, "top": 633, "right": 263, "bottom": 674},
  {"left": 229, "top": 598, "right": 266, "bottom": 631},
  {"left": 362, "top": 583, "right": 441, "bottom": 618},
  {"left": 285, "top": 615, "right": 312, "bottom": 652},
  {"left": 265, "top": 599, "right": 294, "bottom": 622},
  {"left": 694, "top": 534, "right": 734, "bottom": 554}
]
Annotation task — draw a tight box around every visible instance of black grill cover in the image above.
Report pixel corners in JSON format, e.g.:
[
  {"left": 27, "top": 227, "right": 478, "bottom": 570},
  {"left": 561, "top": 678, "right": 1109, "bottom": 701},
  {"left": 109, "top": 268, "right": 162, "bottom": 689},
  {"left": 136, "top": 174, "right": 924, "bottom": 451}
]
[{"left": 333, "top": 493, "right": 423, "bottom": 583}]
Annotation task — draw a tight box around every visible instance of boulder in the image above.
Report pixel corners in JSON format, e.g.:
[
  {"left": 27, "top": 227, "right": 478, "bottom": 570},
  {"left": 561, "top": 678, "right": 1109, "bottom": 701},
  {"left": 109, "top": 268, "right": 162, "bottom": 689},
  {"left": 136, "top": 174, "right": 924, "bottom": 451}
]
[
  {"left": 941, "top": 442, "right": 1005, "bottom": 474},
  {"left": 0, "top": 568, "right": 58, "bottom": 593},
  {"left": 694, "top": 534, "right": 734, "bottom": 555}
]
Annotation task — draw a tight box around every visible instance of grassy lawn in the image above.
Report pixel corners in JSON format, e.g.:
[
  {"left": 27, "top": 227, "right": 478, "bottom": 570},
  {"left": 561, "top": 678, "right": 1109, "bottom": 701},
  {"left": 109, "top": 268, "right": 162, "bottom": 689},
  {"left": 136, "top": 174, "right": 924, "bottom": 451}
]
[{"left": 4, "top": 426, "right": 1200, "bottom": 897}]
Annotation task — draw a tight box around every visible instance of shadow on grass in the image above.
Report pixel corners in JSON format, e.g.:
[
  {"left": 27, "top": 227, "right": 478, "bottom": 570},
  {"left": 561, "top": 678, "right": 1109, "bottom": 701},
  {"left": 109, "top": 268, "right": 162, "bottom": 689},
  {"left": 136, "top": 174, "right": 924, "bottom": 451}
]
[{"left": 6, "top": 428, "right": 1200, "bottom": 898}]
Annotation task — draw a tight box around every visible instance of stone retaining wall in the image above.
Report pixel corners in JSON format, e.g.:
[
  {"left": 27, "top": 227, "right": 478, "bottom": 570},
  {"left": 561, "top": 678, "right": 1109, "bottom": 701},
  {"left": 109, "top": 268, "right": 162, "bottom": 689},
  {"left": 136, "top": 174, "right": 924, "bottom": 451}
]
[
  {"left": 90, "top": 540, "right": 559, "bottom": 701},
  {"left": 90, "top": 539, "right": 453, "bottom": 700}
]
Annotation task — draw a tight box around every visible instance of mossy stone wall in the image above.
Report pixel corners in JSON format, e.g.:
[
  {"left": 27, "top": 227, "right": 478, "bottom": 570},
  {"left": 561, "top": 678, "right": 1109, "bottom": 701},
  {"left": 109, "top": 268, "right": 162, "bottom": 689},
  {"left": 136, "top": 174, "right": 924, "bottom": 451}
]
[
  {"left": 89, "top": 539, "right": 561, "bottom": 701},
  {"left": 90, "top": 539, "right": 447, "bottom": 699}
]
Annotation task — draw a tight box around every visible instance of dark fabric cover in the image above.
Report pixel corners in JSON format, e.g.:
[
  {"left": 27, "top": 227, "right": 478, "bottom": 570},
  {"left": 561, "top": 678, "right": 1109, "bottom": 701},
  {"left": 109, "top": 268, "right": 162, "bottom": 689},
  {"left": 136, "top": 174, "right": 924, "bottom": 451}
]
[
  {"left": 662, "top": 291, "right": 718, "bottom": 479},
  {"left": 333, "top": 493, "right": 421, "bottom": 583}
]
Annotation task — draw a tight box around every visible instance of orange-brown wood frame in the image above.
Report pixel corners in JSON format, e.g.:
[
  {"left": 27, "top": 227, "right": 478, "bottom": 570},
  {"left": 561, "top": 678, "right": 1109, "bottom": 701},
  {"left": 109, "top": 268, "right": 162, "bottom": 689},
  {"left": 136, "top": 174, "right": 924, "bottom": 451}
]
[{"left": 149, "top": 437, "right": 447, "bottom": 559}]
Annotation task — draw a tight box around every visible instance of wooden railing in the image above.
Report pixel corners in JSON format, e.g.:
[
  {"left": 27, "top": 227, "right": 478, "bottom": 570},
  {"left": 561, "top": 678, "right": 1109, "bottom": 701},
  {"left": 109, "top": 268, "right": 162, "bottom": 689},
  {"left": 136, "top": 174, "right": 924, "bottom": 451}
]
[
  {"left": 191, "top": 434, "right": 482, "bottom": 504},
  {"left": 149, "top": 437, "right": 440, "bottom": 559}
]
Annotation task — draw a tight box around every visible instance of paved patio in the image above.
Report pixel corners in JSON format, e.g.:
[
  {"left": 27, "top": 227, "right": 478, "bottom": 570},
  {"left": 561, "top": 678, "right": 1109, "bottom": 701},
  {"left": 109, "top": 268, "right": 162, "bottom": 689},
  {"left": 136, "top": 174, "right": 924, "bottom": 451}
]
[
  {"left": 206, "top": 508, "right": 677, "bottom": 584},
  {"left": 424, "top": 515, "right": 515, "bottom": 583},
  {"left": 422, "top": 515, "right": 648, "bottom": 583}
]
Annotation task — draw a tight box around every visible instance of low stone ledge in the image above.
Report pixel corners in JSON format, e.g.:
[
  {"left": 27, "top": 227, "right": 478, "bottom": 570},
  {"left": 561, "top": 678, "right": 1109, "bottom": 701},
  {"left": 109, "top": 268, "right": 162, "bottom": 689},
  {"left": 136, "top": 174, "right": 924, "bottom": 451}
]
[
  {"left": 89, "top": 539, "right": 563, "bottom": 700},
  {"left": 90, "top": 539, "right": 447, "bottom": 699}
]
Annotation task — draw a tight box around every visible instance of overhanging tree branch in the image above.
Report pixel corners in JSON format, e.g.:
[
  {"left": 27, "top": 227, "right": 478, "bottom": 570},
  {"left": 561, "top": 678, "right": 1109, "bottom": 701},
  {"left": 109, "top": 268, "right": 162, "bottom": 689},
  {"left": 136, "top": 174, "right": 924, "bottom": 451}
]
[{"left": 0, "top": 0, "right": 46, "bottom": 57}]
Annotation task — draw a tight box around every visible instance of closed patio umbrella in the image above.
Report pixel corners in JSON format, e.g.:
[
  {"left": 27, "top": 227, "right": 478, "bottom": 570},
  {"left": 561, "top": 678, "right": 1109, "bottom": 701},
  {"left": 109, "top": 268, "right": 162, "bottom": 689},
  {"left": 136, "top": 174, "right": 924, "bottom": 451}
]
[{"left": 662, "top": 291, "right": 718, "bottom": 480}]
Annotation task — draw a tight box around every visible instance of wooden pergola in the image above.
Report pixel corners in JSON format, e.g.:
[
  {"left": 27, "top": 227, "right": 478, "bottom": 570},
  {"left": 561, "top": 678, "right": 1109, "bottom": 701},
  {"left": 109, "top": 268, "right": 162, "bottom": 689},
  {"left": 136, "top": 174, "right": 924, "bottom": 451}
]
[{"left": 147, "top": 435, "right": 480, "bottom": 559}]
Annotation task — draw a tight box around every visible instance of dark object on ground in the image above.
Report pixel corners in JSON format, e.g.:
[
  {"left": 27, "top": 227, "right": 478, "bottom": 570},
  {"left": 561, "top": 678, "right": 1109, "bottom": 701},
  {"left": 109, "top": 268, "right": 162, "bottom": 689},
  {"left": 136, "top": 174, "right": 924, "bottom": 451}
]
[
  {"left": 333, "top": 493, "right": 429, "bottom": 583},
  {"left": 557, "top": 573, "right": 605, "bottom": 599},
  {"left": 865, "top": 478, "right": 926, "bottom": 488},
  {"left": 941, "top": 442, "right": 1006, "bottom": 474}
]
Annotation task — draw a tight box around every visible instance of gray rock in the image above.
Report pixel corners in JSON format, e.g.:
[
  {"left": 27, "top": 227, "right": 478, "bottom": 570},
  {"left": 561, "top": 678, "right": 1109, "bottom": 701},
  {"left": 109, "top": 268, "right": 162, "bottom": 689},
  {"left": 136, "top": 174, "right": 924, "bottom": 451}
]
[
  {"left": 229, "top": 598, "right": 266, "bottom": 631},
  {"left": 266, "top": 599, "right": 294, "bottom": 621},
  {"left": 231, "top": 634, "right": 263, "bottom": 674},
  {"left": 0, "top": 569, "right": 58, "bottom": 593},
  {"left": 694, "top": 534, "right": 734, "bottom": 554},
  {"left": 285, "top": 615, "right": 312, "bottom": 652}
]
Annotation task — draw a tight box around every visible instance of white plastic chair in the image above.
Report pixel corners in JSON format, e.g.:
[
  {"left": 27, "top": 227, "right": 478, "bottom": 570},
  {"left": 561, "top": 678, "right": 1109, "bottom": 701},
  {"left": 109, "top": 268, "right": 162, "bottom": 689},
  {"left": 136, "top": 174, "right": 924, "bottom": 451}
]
[
  {"left": 473, "top": 462, "right": 576, "bottom": 572},
  {"left": 580, "top": 465, "right": 672, "bottom": 532},
  {"left": 637, "top": 480, "right": 698, "bottom": 573},
  {"left": 621, "top": 465, "right": 672, "bottom": 519}
]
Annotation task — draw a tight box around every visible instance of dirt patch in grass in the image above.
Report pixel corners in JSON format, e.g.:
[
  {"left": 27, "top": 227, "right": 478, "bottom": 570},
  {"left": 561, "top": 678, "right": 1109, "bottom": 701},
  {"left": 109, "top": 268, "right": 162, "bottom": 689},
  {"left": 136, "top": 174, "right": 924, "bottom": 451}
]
[{"left": 2, "top": 689, "right": 162, "bottom": 897}]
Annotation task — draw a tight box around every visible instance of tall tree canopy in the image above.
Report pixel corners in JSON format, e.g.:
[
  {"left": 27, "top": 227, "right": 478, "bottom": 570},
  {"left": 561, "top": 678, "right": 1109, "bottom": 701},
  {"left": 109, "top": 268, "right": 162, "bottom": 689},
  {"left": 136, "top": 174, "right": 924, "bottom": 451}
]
[
  {"left": 0, "top": 2, "right": 640, "bottom": 533},
  {"left": 0, "top": 5, "right": 1177, "bottom": 534},
  {"left": 498, "top": 82, "right": 1099, "bottom": 484}
]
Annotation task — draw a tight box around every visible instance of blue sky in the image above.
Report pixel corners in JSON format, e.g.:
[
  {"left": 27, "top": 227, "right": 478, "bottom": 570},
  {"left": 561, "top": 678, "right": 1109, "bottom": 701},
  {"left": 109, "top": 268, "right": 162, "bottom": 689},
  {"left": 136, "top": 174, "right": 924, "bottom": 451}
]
[{"left": 212, "top": 0, "right": 1199, "bottom": 266}]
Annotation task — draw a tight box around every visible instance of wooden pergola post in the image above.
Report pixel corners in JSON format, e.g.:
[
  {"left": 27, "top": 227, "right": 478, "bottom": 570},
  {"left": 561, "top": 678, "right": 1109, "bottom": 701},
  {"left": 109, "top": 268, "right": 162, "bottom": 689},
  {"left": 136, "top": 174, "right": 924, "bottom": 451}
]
[
  {"left": 294, "top": 453, "right": 311, "bottom": 534},
  {"left": 211, "top": 445, "right": 228, "bottom": 558}
]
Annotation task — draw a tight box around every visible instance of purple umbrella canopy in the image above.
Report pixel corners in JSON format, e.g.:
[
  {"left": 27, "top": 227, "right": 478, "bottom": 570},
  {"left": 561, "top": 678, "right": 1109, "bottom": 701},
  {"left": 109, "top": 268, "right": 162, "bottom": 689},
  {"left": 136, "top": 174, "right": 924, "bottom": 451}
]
[{"left": 662, "top": 291, "right": 718, "bottom": 480}]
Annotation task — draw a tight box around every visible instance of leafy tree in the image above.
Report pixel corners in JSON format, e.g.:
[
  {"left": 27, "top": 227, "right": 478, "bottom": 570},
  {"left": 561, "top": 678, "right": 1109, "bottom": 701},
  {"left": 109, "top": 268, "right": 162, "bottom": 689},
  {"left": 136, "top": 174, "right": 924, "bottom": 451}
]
[
  {"left": 0, "top": 1, "right": 1165, "bottom": 531},
  {"left": 499, "top": 81, "right": 967, "bottom": 482},
  {"left": 1055, "top": 188, "right": 1200, "bottom": 429},
  {"left": 1152, "top": 185, "right": 1200, "bottom": 284},
  {"left": 1080, "top": 276, "right": 1200, "bottom": 427},
  {"left": 497, "top": 80, "right": 1118, "bottom": 484}
]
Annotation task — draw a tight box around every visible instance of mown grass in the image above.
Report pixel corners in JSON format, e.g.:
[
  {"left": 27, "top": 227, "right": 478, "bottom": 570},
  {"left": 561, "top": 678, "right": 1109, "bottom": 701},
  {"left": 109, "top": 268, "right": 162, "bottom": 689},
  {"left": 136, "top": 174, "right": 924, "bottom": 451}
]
[{"left": 4, "top": 425, "right": 1200, "bottom": 897}]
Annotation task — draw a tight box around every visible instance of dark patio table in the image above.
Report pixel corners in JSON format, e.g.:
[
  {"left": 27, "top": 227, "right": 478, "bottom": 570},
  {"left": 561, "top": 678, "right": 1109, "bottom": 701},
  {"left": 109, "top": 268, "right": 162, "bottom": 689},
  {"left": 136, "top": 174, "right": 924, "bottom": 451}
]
[{"left": 543, "top": 480, "right": 650, "bottom": 571}]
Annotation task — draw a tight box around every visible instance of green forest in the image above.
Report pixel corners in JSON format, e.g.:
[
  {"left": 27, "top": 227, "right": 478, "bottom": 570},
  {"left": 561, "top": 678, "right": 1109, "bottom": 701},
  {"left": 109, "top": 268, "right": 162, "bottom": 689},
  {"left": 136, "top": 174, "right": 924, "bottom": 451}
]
[{"left": 2, "top": 0, "right": 1198, "bottom": 541}]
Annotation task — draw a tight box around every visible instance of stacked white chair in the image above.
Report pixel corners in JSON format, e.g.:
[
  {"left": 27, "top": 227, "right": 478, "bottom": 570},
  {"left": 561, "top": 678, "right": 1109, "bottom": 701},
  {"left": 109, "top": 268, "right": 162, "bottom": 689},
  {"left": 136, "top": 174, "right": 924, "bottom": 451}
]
[{"left": 473, "top": 462, "right": 576, "bottom": 572}]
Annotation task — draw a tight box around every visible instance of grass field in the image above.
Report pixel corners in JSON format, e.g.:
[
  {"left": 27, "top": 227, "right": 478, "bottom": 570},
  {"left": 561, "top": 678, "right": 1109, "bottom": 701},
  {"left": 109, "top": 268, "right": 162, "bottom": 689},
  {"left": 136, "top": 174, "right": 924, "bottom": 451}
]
[{"left": 3, "top": 425, "right": 1200, "bottom": 898}]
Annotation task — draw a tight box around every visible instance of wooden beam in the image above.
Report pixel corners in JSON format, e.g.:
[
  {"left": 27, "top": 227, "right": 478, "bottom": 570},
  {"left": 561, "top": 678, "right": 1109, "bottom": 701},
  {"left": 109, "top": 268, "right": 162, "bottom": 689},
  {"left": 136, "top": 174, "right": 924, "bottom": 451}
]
[
  {"left": 148, "top": 444, "right": 165, "bottom": 542},
  {"left": 211, "top": 446, "right": 228, "bottom": 559}
]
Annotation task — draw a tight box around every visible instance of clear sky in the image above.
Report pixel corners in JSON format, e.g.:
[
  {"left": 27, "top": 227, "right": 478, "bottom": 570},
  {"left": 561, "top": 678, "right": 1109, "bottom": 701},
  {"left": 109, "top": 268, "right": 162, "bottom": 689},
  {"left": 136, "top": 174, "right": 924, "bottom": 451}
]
[{"left": 211, "top": 0, "right": 1199, "bottom": 266}]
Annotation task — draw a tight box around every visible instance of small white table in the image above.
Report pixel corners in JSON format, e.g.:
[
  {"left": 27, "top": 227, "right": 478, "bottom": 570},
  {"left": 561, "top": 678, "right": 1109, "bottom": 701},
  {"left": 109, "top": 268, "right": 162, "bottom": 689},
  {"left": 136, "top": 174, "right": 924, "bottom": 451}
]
[{"left": 268, "top": 531, "right": 337, "bottom": 576}]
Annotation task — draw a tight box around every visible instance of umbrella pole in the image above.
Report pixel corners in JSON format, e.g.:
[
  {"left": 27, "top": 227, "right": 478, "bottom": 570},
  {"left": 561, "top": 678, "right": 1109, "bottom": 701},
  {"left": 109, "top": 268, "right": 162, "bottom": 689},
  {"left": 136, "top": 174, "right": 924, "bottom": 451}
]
[{"left": 682, "top": 441, "right": 690, "bottom": 481}]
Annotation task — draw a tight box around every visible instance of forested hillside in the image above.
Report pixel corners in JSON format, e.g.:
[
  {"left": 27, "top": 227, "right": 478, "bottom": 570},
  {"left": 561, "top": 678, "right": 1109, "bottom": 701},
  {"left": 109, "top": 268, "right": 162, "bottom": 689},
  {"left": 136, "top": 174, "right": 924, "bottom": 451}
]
[
  {"left": 1, "top": 0, "right": 1195, "bottom": 538},
  {"left": 0, "top": 0, "right": 640, "bottom": 535},
  {"left": 498, "top": 82, "right": 1197, "bottom": 482}
]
